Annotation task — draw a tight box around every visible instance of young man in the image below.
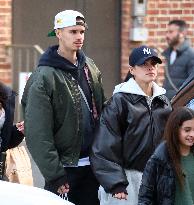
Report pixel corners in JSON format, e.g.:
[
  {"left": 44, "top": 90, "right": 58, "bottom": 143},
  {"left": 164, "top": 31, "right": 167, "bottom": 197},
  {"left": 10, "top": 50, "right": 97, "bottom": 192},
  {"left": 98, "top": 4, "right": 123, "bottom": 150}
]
[
  {"left": 163, "top": 19, "right": 194, "bottom": 100},
  {"left": 22, "top": 10, "right": 105, "bottom": 205}
]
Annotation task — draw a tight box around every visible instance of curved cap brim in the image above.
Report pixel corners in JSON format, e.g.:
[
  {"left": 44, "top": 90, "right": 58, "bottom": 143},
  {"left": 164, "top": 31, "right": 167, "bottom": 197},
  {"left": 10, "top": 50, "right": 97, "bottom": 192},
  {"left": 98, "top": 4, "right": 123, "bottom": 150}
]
[{"left": 136, "top": 56, "right": 162, "bottom": 66}]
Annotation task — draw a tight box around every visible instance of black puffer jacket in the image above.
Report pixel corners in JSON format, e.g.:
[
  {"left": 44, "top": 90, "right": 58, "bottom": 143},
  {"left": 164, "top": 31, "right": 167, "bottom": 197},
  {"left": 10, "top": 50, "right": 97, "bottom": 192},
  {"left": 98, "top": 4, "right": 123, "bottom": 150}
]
[
  {"left": 90, "top": 78, "right": 172, "bottom": 193},
  {"left": 138, "top": 142, "right": 176, "bottom": 205}
]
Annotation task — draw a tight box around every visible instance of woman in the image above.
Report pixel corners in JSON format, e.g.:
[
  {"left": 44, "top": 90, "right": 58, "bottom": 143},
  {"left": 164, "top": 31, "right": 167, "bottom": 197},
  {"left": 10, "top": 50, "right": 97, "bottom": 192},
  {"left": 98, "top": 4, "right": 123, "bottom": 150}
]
[
  {"left": 90, "top": 45, "right": 172, "bottom": 205},
  {"left": 138, "top": 107, "right": 194, "bottom": 204},
  {"left": 0, "top": 82, "right": 24, "bottom": 179}
]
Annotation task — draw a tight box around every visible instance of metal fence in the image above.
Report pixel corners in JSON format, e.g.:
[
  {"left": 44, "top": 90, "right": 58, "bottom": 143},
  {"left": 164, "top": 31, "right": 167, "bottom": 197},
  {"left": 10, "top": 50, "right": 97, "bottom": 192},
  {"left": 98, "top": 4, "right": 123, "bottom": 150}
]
[{"left": 6, "top": 44, "right": 44, "bottom": 122}]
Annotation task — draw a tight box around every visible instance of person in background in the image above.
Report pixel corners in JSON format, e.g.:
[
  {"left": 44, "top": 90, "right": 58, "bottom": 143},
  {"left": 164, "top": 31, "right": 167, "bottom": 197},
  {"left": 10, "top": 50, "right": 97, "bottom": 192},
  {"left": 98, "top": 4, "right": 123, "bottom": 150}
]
[
  {"left": 0, "top": 82, "right": 24, "bottom": 180},
  {"left": 138, "top": 107, "right": 194, "bottom": 205},
  {"left": 90, "top": 45, "right": 172, "bottom": 205},
  {"left": 163, "top": 19, "right": 194, "bottom": 100},
  {"left": 22, "top": 10, "right": 105, "bottom": 205}
]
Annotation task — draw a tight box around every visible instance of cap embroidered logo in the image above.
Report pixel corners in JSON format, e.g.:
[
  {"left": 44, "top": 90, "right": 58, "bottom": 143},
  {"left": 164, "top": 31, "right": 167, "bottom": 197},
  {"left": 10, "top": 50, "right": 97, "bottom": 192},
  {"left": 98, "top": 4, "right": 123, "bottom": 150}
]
[
  {"left": 56, "top": 19, "right": 63, "bottom": 24},
  {"left": 143, "top": 48, "right": 151, "bottom": 55}
]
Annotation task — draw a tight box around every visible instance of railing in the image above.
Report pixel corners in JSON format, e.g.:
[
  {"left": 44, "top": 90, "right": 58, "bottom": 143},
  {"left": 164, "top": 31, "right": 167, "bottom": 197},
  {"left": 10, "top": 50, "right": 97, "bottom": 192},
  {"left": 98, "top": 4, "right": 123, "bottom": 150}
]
[{"left": 6, "top": 44, "right": 44, "bottom": 122}]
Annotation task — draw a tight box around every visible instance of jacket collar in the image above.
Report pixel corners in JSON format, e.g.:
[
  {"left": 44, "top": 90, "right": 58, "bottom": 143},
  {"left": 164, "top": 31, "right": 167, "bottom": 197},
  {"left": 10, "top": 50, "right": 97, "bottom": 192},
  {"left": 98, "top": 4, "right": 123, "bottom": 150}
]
[
  {"left": 113, "top": 78, "right": 166, "bottom": 97},
  {"left": 128, "top": 93, "right": 169, "bottom": 106},
  {"left": 162, "top": 39, "right": 191, "bottom": 57}
]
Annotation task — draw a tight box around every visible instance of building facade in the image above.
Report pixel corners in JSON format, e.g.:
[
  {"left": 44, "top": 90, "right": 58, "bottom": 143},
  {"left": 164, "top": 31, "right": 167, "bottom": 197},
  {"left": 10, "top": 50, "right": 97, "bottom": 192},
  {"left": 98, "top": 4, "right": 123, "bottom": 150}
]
[
  {"left": 1, "top": 0, "right": 194, "bottom": 92},
  {"left": 121, "top": 0, "right": 194, "bottom": 85}
]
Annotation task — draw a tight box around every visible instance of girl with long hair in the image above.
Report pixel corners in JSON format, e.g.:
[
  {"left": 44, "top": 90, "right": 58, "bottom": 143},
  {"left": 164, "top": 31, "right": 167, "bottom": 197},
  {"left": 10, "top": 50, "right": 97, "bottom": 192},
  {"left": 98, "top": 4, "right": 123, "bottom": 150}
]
[{"left": 138, "top": 107, "right": 194, "bottom": 205}]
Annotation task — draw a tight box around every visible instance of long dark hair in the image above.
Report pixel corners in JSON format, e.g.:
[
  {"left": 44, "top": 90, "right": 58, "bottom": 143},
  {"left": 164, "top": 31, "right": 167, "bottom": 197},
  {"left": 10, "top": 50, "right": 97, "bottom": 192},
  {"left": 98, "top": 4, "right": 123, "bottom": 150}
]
[
  {"left": 124, "top": 71, "right": 133, "bottom": 82},
  {"left": 164, "top": 107, "right": 194, "bottom": 188},
  {"left": 0, "top": 82, "right": 8, "bottom": 109}
]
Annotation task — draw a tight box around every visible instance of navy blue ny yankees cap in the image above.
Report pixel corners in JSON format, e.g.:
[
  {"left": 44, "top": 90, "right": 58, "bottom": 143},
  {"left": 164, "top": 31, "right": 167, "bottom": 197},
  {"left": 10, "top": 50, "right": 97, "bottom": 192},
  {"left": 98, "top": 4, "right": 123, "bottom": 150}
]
[{"left": 129, "top": 45, "right": 162, "bottom": 67}]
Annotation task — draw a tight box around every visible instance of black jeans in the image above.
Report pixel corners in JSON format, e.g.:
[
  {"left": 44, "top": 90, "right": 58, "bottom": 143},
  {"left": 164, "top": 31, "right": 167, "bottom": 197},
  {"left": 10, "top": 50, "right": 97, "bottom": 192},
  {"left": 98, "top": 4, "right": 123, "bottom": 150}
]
[
  {"left": 65, "top": 165, "right": 99, "bottom": 205},
  {"left": 44, "top": 165, "right": 99, "bottom": 205}
]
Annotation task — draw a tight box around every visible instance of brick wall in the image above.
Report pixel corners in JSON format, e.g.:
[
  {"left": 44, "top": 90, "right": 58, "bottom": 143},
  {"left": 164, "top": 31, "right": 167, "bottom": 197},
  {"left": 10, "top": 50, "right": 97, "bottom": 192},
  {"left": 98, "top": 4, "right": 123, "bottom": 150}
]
[
  {"left": 0, "top": 0, "right": 12, "bottom": 85},
  {"left": 121, "top": 0, "right": 194, "bottom": 85},
  {"left": 1, "top": 1, "right": 194, "bottom": 86}
]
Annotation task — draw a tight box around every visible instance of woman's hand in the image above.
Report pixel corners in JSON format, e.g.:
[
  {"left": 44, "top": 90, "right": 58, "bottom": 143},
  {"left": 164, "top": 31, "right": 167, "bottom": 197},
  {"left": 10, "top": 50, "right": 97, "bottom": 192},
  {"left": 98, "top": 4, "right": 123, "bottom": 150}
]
[
  {"left": 113, "top": 192, "right": 127, "bottom": 200},
  {"left": 16, "top": 121, "right": 24, "bottom": 134}
]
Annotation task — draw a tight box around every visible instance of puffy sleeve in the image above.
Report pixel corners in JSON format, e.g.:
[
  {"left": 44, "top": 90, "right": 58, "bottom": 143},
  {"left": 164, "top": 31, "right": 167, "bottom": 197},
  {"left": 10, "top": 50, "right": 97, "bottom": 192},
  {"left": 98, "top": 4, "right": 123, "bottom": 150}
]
[
  {"left": 90, "top": 94, "right": 129, "bottom": 193},
  {"left": 23, "top": 71, "right": 67, "bottom": 189}
]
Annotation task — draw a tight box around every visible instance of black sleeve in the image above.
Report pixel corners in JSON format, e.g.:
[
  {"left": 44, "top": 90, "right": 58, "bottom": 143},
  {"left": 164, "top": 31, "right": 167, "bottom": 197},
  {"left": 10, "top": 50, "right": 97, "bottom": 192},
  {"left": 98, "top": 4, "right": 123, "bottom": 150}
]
[
  {"left": 44, "top": 174, "right": 68, "bottom": 194},
  {"left": 7, "top": 125, "right": 24, "bottom": 149},
  {"left": 90, "top": 95, "right": 129, "bottom": 193}
]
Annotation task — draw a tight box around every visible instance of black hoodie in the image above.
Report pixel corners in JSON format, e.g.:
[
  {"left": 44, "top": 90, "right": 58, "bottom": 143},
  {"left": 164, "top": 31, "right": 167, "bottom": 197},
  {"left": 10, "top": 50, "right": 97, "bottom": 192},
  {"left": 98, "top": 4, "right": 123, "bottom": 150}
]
[
  {"left": 39, "top": 45, "right": 95, "bottom": 158},
  {"left": 39, "top": 45, "right": 92, "bottom": 107}
]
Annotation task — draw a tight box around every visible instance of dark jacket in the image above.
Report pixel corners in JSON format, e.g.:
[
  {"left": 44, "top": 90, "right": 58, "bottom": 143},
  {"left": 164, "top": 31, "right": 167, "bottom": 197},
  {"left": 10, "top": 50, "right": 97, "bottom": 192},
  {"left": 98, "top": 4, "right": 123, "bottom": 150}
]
[
  {"left": 138, "top": 142, "right": 176, "bottom": 205},
  {"left": 90, "top": 78, "right": 172, "bottom": 194},
  {"left": 163, "top": 39, "right": 194, "bottom": 100},
  {"left": 22, "top": 45, "right": 105, "bottom": 192},
  {"left": 0, "top": 84, "right": 24, "bottom": 152}
]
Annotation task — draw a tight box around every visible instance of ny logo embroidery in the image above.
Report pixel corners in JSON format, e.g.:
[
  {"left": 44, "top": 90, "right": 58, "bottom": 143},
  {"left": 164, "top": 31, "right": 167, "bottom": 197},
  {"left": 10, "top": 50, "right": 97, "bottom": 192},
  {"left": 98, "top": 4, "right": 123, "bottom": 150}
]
[{"left": 143, "top": 48, "right": 151, "bottom": 55}]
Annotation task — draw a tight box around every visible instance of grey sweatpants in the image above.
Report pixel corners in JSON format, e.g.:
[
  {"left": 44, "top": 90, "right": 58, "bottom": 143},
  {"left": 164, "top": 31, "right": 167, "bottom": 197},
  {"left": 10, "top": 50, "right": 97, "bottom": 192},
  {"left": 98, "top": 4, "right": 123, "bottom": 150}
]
[{"left": 98, "top": 170, "right": 142, "bottom": 205}]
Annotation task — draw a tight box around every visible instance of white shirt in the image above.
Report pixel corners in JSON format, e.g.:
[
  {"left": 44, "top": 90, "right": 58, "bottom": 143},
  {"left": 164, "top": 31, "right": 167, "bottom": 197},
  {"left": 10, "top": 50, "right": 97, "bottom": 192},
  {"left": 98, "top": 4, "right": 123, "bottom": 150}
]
[{"left": 170, "top": 50, "right": 177, "bottom": 65}]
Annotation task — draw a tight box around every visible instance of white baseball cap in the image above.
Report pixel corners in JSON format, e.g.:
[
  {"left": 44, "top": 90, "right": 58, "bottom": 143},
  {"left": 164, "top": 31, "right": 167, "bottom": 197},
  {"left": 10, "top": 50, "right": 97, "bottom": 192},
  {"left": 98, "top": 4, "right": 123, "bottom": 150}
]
[{"left": 48, "top": 10, "right": 87, "bottom": 37}]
